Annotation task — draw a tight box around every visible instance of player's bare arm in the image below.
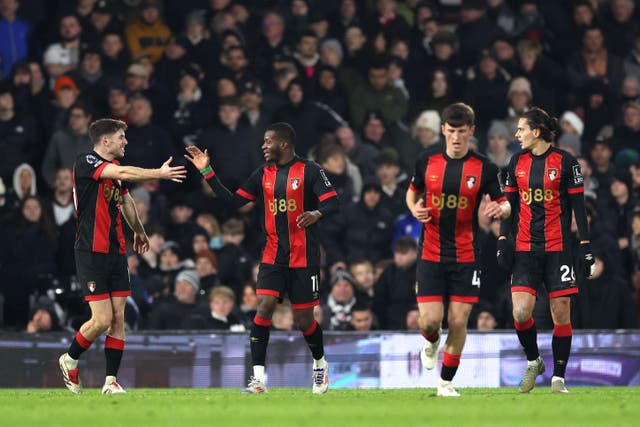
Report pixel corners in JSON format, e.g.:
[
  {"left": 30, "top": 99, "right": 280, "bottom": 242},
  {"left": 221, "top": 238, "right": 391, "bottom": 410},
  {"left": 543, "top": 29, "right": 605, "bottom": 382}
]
[
  {"left": 406, "top": 190, "right": 432, "bottom": 223},
  {"left": 296, "top": 210, "right": 322, "bottom": 228},
  {"left": 119, "top": 192, "right": 150, "bottom": 254},
  {"left": 484, "top": 199, "right": 511, "bottom": 220},
  {"left": 100, "top": 157, "right": 186, "bottom": 182}
]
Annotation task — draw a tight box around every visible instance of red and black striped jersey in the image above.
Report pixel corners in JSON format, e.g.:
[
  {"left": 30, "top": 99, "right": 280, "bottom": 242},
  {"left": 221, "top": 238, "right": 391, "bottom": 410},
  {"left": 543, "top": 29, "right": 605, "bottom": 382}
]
[
  {"left": 503, "top": 147, "right": 584, "bottom": 252},
  {"left": 73, "top": 152, "right": 127, "bottom": 254},
  {"left": 409, "top": 146, "right": 505, "bottom": 263},
  {"left": 209, "top": 156, "right": 338, "bottom": 268}
]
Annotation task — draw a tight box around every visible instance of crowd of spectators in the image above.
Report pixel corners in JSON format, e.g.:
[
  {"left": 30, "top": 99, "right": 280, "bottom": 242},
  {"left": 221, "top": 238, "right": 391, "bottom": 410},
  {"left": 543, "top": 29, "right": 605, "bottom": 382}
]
[{"left": 0, "top": 0, "right": 639, "bottom": 333}]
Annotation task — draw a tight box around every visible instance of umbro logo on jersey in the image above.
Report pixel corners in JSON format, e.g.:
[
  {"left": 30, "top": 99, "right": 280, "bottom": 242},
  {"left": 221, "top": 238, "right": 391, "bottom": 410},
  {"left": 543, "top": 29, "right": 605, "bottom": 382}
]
[
  {"left": 291, "top": 178, "right": 300, "bottom": 190},
  {"left": 87, "top": 281, "right": 96, "bottom": 292},
  {"left": 428, "top": 175, "right": 438, "bottom": 181}
]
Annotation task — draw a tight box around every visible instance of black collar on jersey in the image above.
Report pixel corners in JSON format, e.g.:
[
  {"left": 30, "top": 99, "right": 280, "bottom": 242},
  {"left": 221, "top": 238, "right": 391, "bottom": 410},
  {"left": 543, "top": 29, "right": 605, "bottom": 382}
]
[
  {"left": 528, "top": 144, "right": 553, "bottom": 158},
  {"left": 275, "top": 155, "right": 300, "bottom": 169},
  {"left": 442, "top": 147, "right": 473, "bottom": 162}
]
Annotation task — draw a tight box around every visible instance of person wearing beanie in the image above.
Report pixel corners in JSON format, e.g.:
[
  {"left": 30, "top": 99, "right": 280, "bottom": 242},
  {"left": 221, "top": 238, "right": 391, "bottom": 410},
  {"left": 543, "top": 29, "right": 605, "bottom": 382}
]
[
  {"left": 413, "top": 110, "right": 441, "bottom": 148},
  {"left": 486, "top": 120, "right": 513, "bottom": 169},
  {"left": 147, "top": 269, "right": 202, "bottom": 330},
  {"left": 560, "top": 111, "right": 584, "bottom": 138}
]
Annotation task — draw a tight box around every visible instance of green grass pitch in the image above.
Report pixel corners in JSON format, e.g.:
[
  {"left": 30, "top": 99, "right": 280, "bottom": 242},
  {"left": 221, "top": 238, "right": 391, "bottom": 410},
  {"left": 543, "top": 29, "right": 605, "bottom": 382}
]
[{"left": 3, "top": 388, "right": 639, "bottom": 427}]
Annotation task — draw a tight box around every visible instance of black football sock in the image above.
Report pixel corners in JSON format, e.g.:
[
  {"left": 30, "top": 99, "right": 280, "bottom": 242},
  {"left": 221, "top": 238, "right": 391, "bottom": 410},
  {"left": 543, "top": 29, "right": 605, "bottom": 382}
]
[
  {"left": 104, "top": 336, "right": 125, "bottom": 377},
  {"left": 250, "top": 316, "right": 271, "bottom": 366},
  {"left": 68, "top": 331, "right": 94, "bottom": 360},
  {"left": 301, "top": 320, "right": 325, "bottom": 360},
  {"left": 552, "top": 323, "right": 572, "bottom": 378},
  {"left": 440, "top": 352, "right": 460, "bottom": 382},
  {"left": 514, "top": 318, "right": 539, "bottom": 361}
]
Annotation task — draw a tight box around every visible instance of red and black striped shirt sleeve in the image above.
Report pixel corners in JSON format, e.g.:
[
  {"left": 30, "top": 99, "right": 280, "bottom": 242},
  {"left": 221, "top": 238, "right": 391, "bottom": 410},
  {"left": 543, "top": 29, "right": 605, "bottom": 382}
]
[
  {"left": 563, "top": 153, "right": 589, "bottom": 240},
  {"left": 204, "top": 166, "right": 262, "bottom": 208},
  {"left": 310, "top": 163, "right": 339, "bottom": 216},
  {"left": 481, "top": 160, "right": 507, "bottom": 203}
]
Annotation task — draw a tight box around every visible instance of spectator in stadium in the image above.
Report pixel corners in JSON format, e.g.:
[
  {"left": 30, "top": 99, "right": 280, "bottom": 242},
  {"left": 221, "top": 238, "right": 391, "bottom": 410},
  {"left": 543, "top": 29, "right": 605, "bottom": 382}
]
[
  {"left": 215, "top": 218, "right": 253, "bottom": 292},
  {"left": 43, "top": 14, "right": 83, "bottom": 87},
  {"left": 405, "top": 306, "right": 420, "bottom": 330},
  {"left": 157, "top": 240, "right": 194, "bottom": 298},
  {"left": 240, "top": 281, "right": 258, "bottom": 327},
  {"left": 456, "top": 0, "right": 502, "bottom": 68},
  {"left": 349, "top": 57, "right": 408, "bottom": 129},
  {"left": 623, "top": 31, "right": 640, "bottom": 79},
  {"left": 0, "top": 195, "right": 57, "bottom": 329},
  {"left": 271, "top": 302, "right": 295, "bottom": 331},
  {"left": 363, "top": 0, "right": 410, "bottom": 42},
  {"left": 82, "top": 0, "right": 122, "bottom": 46},
  {"left": 100, "top": 31, "right": 130, "bottom": 85},
  {"left": 335, "top": 125, "right": 378, "bottom": 180},
  {"left": 42, "top": 167, "right": 73, "bottom": 224},
  {"left": 515, "top": 39, "right": 563, "bottom": 115},
  {"left": 411, "top": 110, "right": 441, "bottom": 153},
  {"left": 68, "top": 47, "right": 109, "bottom": 114},
  {"left": 0, "top": 0, "right": 31, "bottom": 78},
  {"left": 464, "top": 49, "right": 509, "bottom": 131},
  {"left": 580, "top": 78, "right": 615, "bottom": 143},
  {"left": 313, "top": 65, "right": 349, "bottom": 122},
  {"left": 221, "top": 46, "right": 252, "bottom": 87},
  {"left": 372, "top": 236, "right": 418, "bottom": 330},
  {"left": 194, "top": 249, "right": 220, "bottom": 295},
  {"left": 273, "top": 78, "right": 343, "bottom": 157},
  {"left": 147, "top": 269, "right": 202, "bottom": 330},
  {"left": 184, "top": 285, "right": 243, "bottom": 330},
  {"left": 124, "top": 0, "right": 172, "bottom": 63},
  {"left": 123, "top": 94, "right": 176, "bottom": 170},
  {"left": 348, "top": 304, "right": 375, "bottom": 331},
  {"left": 502, "top": 77, "right": 533, "bottom": 136},
  {"left": 472, "top": 301, "right": 499, "bottom": 331},
  {"left": 573, "top": 244, "right": 637, "bottom": 329},
  {"left": 411, "top": 67, "right": 455, "bottom": 120},
  {"left": 321, "top": 269, "right": 358, "bottom": 331},
  {"left": 180, "top": 10, "right": 218, "bottom": 78},
  {"left": 25, "top": 303, "right": 59, "bottom": 333},
  {"left": 611, "top": 102, "right": 640, "bottom": 153},
  {"left": 239, "top": 80, "right": 272, "bottom": 161},
  {"left": 602, "top": 0, "right": 636, "bottom": 58},
  {"left": 292, "top": 30, "right": 321, "bottom": 86},
  {"left": 349, "top": 259, "right": 375, "bottom": 305},
  {"left": 253, "top": 11, "right": 292, "bottom": 82},
  {"left": 486, "top": 120, "right": 513, "bottom": 170},
  {"left": 198, "top": 96, "right": 255, "bottom": 192},
  {"left": 566, "top": 25, "right": 625, "bottom": 95},
  {"left": 41, "top": 103, "right": 92, "bottom": 188},
  {"left": 0, "top": 84, "right": 36, "bottom": 185},
  {"left": 315, "top": 140, "right": 357, "bottom": 204},
  {"left": 375, "top": 148, "right": 409, "bottom": 218},
  {"left": 167, "top": 64, "right": 211, "bottom": 147},
  {"left": 322, "top": 178, "right": 394, "bottom": 266},
  {"left": 136, "top": 223, "right": 165, "bottom": 279},
  {"left": 560, "top": 111, "right": 584, "bottom": 140},
  {"left": 106, "top": 84, "right": 129, "bottom": 123}
]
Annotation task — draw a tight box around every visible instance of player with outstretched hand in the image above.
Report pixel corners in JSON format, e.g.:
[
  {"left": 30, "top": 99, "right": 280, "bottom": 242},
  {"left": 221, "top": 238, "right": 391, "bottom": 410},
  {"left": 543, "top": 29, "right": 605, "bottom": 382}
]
[
  {"left": 498, "top": 107, "right": 594, "bottom": 394},
  {"left": 406, "top": 103, "right": 511, "bottom": 397},
  {"left": 184, "top": 122, "right": 339, "bottom": 394},
  {"left": 59, "top": 118, "right": 186, "bottom": 395}
]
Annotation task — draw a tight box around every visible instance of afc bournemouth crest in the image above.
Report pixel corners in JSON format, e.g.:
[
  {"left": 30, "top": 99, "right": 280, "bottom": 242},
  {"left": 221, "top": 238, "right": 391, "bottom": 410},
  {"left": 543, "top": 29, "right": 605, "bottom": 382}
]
[
  {"left": 465, "top": 175, "right": 477, "bottom": 189},
  {"left": 291, "top": 178, "right": 300, "bottom": 190},
  {"left": 548, "top": 168, "right": 558, "bottom": 181},
  {"left": 87, "top": 281, "right": 96, "bottom": 293}
]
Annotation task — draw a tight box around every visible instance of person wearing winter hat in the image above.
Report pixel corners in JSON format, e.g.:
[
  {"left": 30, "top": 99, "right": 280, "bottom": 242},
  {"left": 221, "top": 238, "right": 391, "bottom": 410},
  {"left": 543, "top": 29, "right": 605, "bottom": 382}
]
[
  {"left": 560, "top": 111, "right": 584, "bottom": 138},
  {"left": 413, "top": 110, "right": 441, "bottom": 148},
  {"left": 486, "top": 120, "right": 513, "bottom": 169}
]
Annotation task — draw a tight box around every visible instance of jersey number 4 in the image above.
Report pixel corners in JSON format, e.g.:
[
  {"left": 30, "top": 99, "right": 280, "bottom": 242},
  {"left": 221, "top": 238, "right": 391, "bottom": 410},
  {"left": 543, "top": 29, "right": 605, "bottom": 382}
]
[{"left": 472, "top": 270, "right": 481, "bottom": 288}]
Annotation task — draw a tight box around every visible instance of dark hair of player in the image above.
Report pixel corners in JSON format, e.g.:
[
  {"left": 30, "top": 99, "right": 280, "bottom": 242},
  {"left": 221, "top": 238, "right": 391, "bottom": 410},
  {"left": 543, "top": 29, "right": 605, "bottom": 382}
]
[
  {"left": 266, "top": 122, "right": 296, "bottom": 146},
  {"left": 441, "top": 102, "right": 475, "bottom": 127},
  {"left": 89, "top": 118, "right": 127, "bottom": 145},
  {"left": 521, "top": 107, "right": 559, "bottom": 143}
]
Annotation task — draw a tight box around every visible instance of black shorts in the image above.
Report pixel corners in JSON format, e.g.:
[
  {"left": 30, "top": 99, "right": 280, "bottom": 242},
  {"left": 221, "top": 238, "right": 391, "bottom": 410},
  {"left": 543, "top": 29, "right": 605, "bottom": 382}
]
[
  {"left": 416, "top": 260, "right": 481, "bottom": 304},
  {"left": 75, "top": 250, "right": 131, "bottom": 302},
  {"left": 511, "top": 251, "right": 578, "bottom": 298},
  {"left": 257, "top": 263, "right": 320, "bottom": 309}
]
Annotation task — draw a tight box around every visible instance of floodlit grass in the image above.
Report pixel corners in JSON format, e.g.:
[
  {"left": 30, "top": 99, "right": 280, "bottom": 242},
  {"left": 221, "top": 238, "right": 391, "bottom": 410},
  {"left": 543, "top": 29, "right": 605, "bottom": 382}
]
[{"left": 2, "top": 387, "right": 638, "bottom": 427}]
